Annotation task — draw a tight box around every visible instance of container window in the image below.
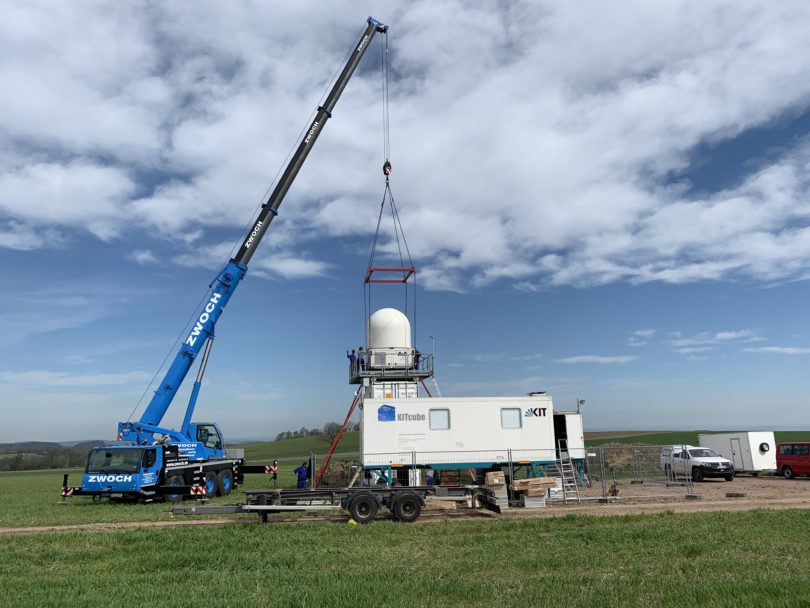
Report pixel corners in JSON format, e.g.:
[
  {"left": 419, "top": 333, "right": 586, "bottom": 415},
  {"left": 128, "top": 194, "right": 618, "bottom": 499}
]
[
  {"left": 429, "top": 409, "right": 450, "bottom": 430},
  {"left": 501, "top": 408, "right": 522, "bottom": 429}
]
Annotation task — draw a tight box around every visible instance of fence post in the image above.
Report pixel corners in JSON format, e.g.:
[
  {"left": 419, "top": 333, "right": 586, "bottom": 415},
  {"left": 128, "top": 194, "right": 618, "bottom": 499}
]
[
  {"left": 684, "top": 444, "right": 694, "bottom": 496},
  {"left": 632, "top": 447, "right": 643, "bottom": 484},
  {"left": 599, "top": 447, "right": 608, "bottom": 500}
]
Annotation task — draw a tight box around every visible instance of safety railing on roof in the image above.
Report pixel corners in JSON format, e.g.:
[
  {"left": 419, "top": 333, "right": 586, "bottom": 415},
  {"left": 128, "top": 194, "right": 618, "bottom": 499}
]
[{"left": 348, "top": 350, "right": 433, "bottom": 384}]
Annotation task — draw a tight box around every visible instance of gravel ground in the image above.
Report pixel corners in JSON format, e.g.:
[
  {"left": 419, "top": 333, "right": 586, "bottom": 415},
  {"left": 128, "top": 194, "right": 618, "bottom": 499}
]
[{"left": 505, "top": 474, "right": 810, "bottom": 518}]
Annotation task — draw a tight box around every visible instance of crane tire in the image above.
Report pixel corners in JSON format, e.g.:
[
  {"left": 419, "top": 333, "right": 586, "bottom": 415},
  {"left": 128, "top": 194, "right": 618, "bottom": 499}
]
[
  {"left": 164, "top": 475, "right": 184, "bottom": 503},
  {"left": 217, "top": 469, "right": 234, "bottom": 496},
  {"left": 204, "top": 472, "right": 218, "bottom": 497}
]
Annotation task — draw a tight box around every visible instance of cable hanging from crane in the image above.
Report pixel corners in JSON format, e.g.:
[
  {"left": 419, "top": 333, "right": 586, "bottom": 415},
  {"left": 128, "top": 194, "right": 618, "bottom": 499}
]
[{"left": 364, "top": 26, "right": 417, "bottom": 347}]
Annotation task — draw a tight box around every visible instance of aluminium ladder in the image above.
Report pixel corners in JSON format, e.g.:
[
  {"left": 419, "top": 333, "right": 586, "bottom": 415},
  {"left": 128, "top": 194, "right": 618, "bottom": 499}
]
[{"left": 555, "top": 439, "right": 581, "bottom": 504}]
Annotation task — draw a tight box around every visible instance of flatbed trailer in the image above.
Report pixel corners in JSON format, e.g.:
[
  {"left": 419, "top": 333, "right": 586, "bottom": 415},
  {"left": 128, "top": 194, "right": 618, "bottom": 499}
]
[{"left": 173, "top": 485, "right": 500, "bottom": 524}]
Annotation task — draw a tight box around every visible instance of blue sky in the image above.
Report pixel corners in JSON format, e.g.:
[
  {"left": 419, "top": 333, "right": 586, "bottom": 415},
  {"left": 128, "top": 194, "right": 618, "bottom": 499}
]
[{"left": 2, "top": 1, "right": 810, "bottom": 442}]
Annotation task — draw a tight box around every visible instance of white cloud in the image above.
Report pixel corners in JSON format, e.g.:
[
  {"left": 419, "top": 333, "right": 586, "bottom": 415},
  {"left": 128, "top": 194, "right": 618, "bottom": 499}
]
[
  {"left": 671, "top": 330, "right": 761, "bottom": 347},
  {"left": 0, "top": 220, "right": 67, "bottom": 251},
  {"left": 462, "top": 353, "right": 506, "bottom": 364},
  {"left": 0, "top": 161, "right": 135, "bottom": 241},
  {"left": 556, "top": 355, "right": 636, "bottom": 365},
  {"left": 4, "top": 2, "right": 810, "bottom": 291},
  {"left": 171, "top": 239, "right": 331, "bottom": 279},
  {"left": 633, "top": 329, "right": 655, "bottom": 337},
  {"left": 0, "top": 369, "right": 151, "bottom": 388},
  {"left": 130, "top": 249, "right": 157, "bottom": 264},
  {"left": 743, "top": 346, "right": 810, "bottom": 355},
  {"left": 512, "top": 353, "right": 544, "bottom": 361}
]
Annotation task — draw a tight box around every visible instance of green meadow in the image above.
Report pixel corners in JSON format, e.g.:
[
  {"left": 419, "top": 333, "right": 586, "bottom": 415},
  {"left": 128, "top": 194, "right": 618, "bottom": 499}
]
[{"left": 2, "top": 510, "right": 810, "bottom": 607}]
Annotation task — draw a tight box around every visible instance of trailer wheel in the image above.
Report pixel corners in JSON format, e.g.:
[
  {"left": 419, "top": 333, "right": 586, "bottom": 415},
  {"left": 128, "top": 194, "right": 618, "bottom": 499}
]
[
  {"left": 782, "top": 466, "right": 795, "bottom": 480},
  {"left": 393, "top": 492, "right": 422, "bottom": 523},
  {"left": 217, "top": 469, "right": 234, "bottom": 496},
  {"left": 204, "top": 472, "right": 218, "bottom": 497},
  {"left": 348, "top": 493, "right": 378, "bottom": 524},
  {"left": 164, "top": 476, "right": 184, "bottom": 503}
]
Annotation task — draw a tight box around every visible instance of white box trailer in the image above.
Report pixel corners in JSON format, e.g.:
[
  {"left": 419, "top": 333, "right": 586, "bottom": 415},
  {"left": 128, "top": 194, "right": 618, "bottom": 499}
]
[
  {"left": 360, "top": 394, "right": 584, "bottom": 470},
  {"left": 697, "top": 432, "right": 777, "bottom": 474}
]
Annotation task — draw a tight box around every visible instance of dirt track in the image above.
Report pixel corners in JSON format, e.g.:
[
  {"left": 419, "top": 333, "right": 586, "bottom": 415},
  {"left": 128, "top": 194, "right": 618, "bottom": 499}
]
[{"left": 2, "top": 476, "right": 808, "bottom": 535}]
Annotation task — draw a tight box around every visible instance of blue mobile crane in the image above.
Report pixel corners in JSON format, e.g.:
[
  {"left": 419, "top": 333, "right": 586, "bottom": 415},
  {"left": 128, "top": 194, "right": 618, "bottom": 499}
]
[{"left": 61, "top": 17, "right": 388, "bottom": 502}]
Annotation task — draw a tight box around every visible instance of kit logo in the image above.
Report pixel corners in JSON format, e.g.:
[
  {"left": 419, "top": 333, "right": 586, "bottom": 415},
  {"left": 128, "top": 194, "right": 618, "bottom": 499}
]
[
  {"left": 378, "top": 404, "right": 395, "bottom": 422},
  {"left": 524, "top": 407, "right": 548, "bottom": 417}
]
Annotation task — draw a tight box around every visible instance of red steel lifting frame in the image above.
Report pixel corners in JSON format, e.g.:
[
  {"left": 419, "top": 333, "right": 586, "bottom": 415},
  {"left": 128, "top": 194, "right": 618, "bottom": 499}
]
[
  {"left": 364, "top": 266, "right": 415, "bottom": 284},
  {"left": 315, "top": 391, "right": 362, "bottom": 486}
]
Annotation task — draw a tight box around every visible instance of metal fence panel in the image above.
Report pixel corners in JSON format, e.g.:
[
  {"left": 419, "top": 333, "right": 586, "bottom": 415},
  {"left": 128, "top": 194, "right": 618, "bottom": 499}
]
[{"left": 288, "top": 445, "right": 700, "bottom": 502}]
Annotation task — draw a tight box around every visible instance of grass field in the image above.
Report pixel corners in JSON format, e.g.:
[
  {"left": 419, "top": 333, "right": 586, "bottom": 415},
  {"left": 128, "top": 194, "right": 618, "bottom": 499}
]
[
  {"left": 236, "top": 432, "right": 359, "bottom": 462},
  {"left": 3, "top": 510, "right": 810, "bottom": 607},
  {"left": 0, "top": 468, "right": 302, "bottom": 528}
]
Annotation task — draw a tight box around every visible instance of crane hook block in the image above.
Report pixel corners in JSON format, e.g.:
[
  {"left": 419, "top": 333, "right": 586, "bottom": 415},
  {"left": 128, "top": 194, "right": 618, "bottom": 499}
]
[{"left": 383, "top": 160, "right": 392, "bottom": 176}]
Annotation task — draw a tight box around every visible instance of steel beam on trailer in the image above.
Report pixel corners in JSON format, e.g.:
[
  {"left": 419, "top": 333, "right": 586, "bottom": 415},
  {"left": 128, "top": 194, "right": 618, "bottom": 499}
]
[{"left": 241, "top": 505, "right": 339, "bottom": 511}]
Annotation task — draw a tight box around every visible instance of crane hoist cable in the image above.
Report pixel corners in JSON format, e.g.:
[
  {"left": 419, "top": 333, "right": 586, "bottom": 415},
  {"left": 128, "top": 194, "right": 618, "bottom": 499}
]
[{"left": 364, "top": 26, "right": 418, "bottom": 346}]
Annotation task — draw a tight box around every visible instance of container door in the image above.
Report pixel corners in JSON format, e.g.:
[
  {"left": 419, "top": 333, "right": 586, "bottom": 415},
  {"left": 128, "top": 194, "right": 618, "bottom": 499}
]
[
  {"left": 730, "top": 438, "right": 744, "bottom": 470},
  {"left": 553, "top": 414, "right": 567, "bottom": 455},
  {"left": 564, "top": 414, "right": 585, "bottom": 460}
]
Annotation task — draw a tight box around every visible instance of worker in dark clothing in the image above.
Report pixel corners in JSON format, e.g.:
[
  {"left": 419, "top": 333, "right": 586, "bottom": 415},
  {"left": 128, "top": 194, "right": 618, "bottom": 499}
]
[
  {"left": 347, "top": 349, "right": 357, "bottom": 374},
  {"left": 294, "top": 462, "right": 309, "bottom": 489},
  {"left": 358, "top": 346, "right": 366, "bottom": 371}
]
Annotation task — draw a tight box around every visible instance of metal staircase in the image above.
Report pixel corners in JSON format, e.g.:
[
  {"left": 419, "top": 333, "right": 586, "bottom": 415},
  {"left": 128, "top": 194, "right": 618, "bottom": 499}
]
[{"left": 556, "top": 439, "right": 581, "bottom": 504}]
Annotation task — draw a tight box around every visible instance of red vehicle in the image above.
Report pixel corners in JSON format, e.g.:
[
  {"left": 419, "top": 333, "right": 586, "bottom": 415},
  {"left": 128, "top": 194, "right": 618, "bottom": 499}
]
[{"left": 776, "top": 442, "right": 810, "bottom": 479}]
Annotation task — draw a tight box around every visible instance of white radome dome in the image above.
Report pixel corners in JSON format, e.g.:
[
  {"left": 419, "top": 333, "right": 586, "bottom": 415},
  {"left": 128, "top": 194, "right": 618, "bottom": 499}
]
[{"left": 367, "top": 308, "right": 411, "bottom": 349}]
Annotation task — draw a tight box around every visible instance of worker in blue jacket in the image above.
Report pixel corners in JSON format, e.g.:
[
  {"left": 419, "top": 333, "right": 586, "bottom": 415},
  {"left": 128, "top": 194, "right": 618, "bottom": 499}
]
[{"left": 294, "top": 461, "right": 309, "bottom": 489}]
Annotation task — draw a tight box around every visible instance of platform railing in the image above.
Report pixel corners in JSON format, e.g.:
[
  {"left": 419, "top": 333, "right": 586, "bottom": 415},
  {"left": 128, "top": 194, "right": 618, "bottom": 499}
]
[{"left": 348, "top": 351, "right": 434, "bottom": 384}]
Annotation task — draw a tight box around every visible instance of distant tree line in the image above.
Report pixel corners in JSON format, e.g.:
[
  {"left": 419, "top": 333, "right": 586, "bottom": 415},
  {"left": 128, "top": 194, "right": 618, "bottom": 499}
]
[
  {"left": 0, "top": 444, "right": 94, "bottom": 472},
  {"left": 0, "top": 421, "right": 362, "bottom": 472},
  {"left": 275, "top": 422, "right": 359, "bottom": 443}
]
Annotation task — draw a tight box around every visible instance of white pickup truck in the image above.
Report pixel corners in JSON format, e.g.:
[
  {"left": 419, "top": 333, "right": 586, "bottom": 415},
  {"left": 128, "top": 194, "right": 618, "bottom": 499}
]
[{"left": 660, "top": 445, "right": 735, "bottom": 482}]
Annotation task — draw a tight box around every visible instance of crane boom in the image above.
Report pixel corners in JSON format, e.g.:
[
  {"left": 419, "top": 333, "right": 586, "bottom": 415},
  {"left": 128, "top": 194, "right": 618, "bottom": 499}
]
[{"left": 119, "top": 17, "right": 388, "bottom": 445}]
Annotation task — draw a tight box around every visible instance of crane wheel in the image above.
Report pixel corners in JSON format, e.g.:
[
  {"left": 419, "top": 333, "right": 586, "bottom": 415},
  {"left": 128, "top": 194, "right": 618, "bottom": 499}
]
[
  {"left": 217, "top": 469, "right": 234, "bottom": 496},
  {"left": 204, "top": 472, "right": 218, "bottom": 497},
  {"left": 164, "top": 476, "right": 184, "bottom": 503}
]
